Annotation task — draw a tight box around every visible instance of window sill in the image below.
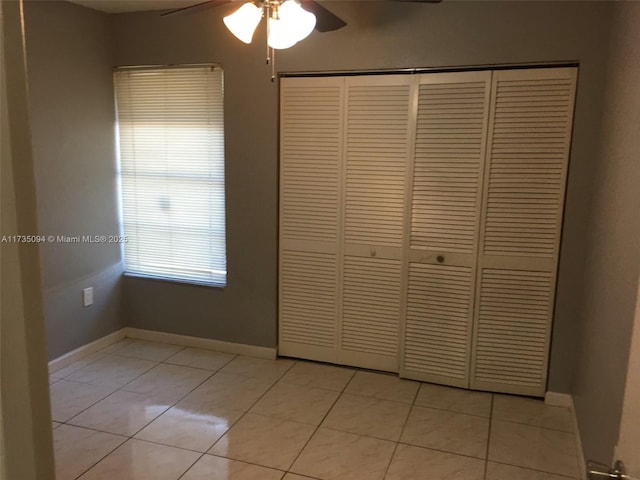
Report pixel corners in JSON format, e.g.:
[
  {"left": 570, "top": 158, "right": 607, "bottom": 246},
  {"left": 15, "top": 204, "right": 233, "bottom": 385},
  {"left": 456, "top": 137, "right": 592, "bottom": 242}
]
[{"left": 122, "top": 272, "right": 226, "bottom": 290}]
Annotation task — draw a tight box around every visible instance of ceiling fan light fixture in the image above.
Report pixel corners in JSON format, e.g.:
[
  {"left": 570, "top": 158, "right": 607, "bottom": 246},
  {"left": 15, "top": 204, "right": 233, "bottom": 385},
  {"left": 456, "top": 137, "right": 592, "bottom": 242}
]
[{"left": 223, "top": 2, "right": 262, "bottom": 44}]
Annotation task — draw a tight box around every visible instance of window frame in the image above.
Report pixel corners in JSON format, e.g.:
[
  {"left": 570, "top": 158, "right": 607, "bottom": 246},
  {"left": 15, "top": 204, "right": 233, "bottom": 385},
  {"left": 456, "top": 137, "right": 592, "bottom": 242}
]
[{"left": 113, "top": 64, "right": 227, "bottom": 288}]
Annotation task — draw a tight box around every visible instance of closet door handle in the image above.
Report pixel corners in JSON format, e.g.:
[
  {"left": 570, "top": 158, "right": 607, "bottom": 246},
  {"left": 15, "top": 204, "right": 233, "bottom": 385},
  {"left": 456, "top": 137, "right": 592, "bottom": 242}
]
[
  {"left": 437, "top": 255, "right": 445, "bottom": 263},
  {"left": 370, "top": 249, "right": 377, "bottom": 257}
]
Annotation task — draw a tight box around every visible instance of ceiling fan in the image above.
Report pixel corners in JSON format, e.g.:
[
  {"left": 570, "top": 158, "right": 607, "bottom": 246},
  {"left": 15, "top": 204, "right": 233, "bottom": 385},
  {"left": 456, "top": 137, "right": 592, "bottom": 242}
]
[
  {"left": 162, "top": 0, "right": 441, "bottom": 80},
  {"left": 162, "top": 0, "right": 441, "bottom": 33}
]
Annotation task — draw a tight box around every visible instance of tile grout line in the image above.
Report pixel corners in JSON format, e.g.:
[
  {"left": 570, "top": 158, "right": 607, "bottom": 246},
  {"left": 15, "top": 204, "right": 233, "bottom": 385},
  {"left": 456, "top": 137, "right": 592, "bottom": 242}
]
[
  {"left": 66, "top": 354, "right": 252, "bottom": 420},
  {"left": 282, "top": 366, "right": 359, "bottom": 477},
  {"left": 74, "top": 353, "right": 281, "bottom": 479},
  {"left": 55, "top": 360, "right": 161, "bottom": 427},
  {"left": 159, "top": 449, "right": 203, "bottom": 480},
  {"left": 59, "top": 345, "right": 313, "bottom": 478},
  {"left": 207, "top": 452, "right": 291, "bottom": 476},
  {"left": 64, "top": 346, "right": 241, "bottom": 479},
  {"left": 487, "top": 460, "right": 580, "bottom": 480},
  {"left": 55, "top": 339, "right": 186, "bottom": 390},
  {"left": 49, "top": 350, "right": 105, "bottom": 379},
  {"left": 204, "top": 452, "right": 332, "bottom": 480},
  {"left": 485, "top": 400, "right": 582, "bottom": 479},
  {"left": 125, "top": 368, "right": 219, "bottom": 439},
  {"left": 59, "top": 423, "right": 130, "bottom": 440},
  {"left": 489, "top": 416, "right": 578, "bottom": 434},
  {"left": 176, "top": 357, "right": 299, "bottom": 480},
  {"left": 123, "top": 351, "right": 243, "bottom": 443},
  {"left": 483, "top": 393, "right": 494, "bottom": 480},
  {"left": 410, "top": 402, "right": 493, "bottom": 420},
  {"left": 340, "top": 389, "right": 424, "bottom": 407},
  {"left": 391, "top": 440, "right": 490, "bottom": 463},
  {"left": 380, "top": 377, "right": 422, "bottom": 479},
  {"left": 54, "top": 338, "right": 187, "bottom": 425},
  {"left": 58, "top": 346, "right": 179, "bottom": 425},
  {"left": 69, "top": 431, "right": 128, "bottom": 480},
  {"left": 377, "top": 443, "right": 400, "bottom": 480},
  {"left": 170, "top": 347, "right": 250, "bottom": 480},
  {"left": 68, "top": 352, "right": 217, "bottom": 480}
]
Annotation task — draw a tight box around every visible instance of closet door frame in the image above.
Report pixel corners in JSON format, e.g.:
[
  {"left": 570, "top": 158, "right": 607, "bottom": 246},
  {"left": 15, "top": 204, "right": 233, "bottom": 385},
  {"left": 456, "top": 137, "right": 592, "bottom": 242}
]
[{"left": 278, "top": 67, "right": 577, "bottom": 397}]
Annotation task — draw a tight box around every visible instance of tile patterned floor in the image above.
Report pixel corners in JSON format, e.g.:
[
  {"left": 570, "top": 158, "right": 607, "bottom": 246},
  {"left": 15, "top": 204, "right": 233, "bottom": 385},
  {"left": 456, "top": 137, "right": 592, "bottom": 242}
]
[{"left": 49, "top": 339, "right": 582, "bottom": 480}]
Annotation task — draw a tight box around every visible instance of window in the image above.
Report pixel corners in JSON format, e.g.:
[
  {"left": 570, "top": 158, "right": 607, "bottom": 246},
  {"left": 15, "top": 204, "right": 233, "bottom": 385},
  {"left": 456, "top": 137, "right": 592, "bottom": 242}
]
[{"left": 114, "top": 65, "right": 226, "bottom": 286}]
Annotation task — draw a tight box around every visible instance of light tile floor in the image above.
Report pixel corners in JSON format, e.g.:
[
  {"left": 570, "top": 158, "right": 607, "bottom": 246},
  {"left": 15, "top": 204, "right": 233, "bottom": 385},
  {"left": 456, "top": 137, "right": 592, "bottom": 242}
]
[{"left": 49, "top": 339, "right": 582, "bottom": 480}]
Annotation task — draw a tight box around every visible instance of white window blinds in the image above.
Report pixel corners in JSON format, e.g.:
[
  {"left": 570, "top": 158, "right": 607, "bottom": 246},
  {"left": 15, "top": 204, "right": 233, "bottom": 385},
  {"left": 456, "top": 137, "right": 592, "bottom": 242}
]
[{"left": 114, "top": 66, "right": 227, "bottom": 286}]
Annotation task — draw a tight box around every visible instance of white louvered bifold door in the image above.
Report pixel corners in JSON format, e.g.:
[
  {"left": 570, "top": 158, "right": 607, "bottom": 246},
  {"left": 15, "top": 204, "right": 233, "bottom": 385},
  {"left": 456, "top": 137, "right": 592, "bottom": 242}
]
[
  {"left": 401, "top": 71, "right": 492, "bottom": 387},
  {"left": 470, "top": 68, "right": 577, "bottom": 396},
  {"left": 338, "top": 75, "right": 413, "bottom": 372},
  {"left": 278, "top": 77, "right": 344, "bottom": 363}
]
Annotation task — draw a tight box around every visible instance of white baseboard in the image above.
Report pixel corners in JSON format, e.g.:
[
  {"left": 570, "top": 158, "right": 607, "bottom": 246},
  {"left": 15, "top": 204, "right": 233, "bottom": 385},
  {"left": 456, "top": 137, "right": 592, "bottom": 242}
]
[
  {"left": 546, "top": 391, "right": 586, "bottom": 479},
  {"left": 544, "top": 391, "right": 573, "bottom": 408},
  {"left": 124, "top": 327, "right": 277, "bottom": 360},
  {"left": 48, "top": 328, "right": 126, "bottom": 374},
  {"left": 49, "top": 327, "right": 278, "bottom": 374}
]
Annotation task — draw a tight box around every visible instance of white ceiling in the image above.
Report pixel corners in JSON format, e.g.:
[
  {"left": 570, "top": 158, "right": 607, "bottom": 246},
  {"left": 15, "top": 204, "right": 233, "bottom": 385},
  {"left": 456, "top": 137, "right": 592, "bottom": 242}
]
[{"left": 68, "top": 0, "right": 203, "bottom": 14}]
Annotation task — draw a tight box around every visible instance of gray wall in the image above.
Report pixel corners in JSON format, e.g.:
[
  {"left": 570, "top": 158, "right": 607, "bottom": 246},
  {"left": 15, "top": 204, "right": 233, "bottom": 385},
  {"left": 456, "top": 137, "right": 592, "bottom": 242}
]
[
  {"left": 573, "top": 1, "right": 640, "bottom": 464},
  {"left": 112, "top": 1, "right": 612, "bottom": 391},
  {"left": 24, "top": 1, "right": 124, "bottom": 359}
]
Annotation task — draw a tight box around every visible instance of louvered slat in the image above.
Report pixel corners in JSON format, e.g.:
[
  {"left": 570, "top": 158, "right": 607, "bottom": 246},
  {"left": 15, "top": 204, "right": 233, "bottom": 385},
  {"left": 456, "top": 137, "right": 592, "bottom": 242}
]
[
  {"left": 344, "top": 79, "right": 411, "bottom": 248},
  {"left": 482, "top": 73, "right": 575, "bottom": 257},
  {"left": 411, "top": 73, "right": 490, "bottom": 254},
  {"left": 472, "top": 68, "right": 577, "bottom": 396},
  {"left": 403, "top": 263, "right": 474, "bottom": 387},
  {"left": 340, "top": 256, "right": 402, "bottom": 371},
  {"left": 473, "top": 268, "right": 552, "bottom": 392},
  {"left": 279, "top": 250, "right": 338, "bottom": 361},
  {"left": 280, "top": 79, "right": 343, "bottom": 242}
]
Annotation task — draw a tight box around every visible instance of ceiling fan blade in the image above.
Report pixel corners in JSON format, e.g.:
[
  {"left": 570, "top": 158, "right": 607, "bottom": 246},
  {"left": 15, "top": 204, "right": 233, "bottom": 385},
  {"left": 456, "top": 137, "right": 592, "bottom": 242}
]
[
  {"left": 160, "top": 0, "right": 232, "bottom": 17},
  {"left": 300, "top": 0, "right": 347, "bottom": 32}
]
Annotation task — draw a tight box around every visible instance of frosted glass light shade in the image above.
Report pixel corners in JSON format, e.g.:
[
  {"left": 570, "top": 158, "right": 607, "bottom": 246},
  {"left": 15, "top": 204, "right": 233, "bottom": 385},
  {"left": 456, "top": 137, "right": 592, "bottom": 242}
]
[
  {"left": 223, "top": 2, "right": 262, "bottom": 44},
  {"left": 267, "top": 17, "right": 299, "bottom": 49},
  {"left": 279, "top": 0, "right": 316, "bottom": 42},
  {"left": 267, "top": 1, "right": 316, "bottom": 49}
]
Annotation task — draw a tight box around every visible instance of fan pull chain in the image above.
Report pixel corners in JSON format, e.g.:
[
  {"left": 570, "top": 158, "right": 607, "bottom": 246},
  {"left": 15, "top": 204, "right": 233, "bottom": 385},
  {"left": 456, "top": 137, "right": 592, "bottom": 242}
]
[{"left": 265, "top": 1, "right": 275, "bottom": 82}]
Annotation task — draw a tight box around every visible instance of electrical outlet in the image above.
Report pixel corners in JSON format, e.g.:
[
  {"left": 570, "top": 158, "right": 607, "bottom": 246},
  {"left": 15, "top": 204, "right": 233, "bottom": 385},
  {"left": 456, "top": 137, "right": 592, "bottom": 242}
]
[{"left": 82, "top": 287, "right": 94, "bottom": 307}]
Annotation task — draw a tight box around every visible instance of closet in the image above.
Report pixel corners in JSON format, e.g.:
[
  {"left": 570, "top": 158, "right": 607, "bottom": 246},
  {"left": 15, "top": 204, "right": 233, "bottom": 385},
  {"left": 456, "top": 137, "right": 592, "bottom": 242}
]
[{"left": 278, "top": 66, "right": 577, "bottom": 396}]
